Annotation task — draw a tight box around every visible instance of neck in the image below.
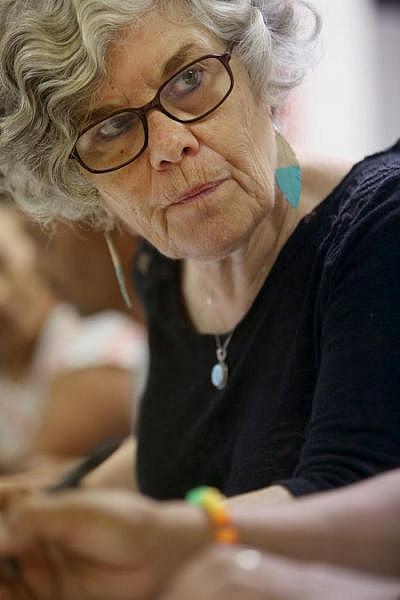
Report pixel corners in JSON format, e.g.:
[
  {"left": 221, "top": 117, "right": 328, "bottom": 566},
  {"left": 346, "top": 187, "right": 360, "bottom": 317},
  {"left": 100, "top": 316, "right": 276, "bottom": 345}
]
[
  {"left": 181, "top": 152, "right": 353, "bottom": 335},
  {"left": 182, "top": 190, "right": 301, "bottom": 334}
]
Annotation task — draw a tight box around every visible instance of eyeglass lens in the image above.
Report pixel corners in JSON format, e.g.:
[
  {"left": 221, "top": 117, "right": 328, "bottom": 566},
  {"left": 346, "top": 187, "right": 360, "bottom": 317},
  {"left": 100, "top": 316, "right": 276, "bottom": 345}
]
[{"left": 75, "top": 55, "right": 232, "bottom": 173}]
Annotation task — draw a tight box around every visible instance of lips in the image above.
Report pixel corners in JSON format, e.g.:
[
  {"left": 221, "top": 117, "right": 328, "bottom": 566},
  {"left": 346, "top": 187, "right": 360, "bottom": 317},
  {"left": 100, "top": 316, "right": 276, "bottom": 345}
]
[{"left": 174, "top": 179, "right": 227, "bottom": 205}]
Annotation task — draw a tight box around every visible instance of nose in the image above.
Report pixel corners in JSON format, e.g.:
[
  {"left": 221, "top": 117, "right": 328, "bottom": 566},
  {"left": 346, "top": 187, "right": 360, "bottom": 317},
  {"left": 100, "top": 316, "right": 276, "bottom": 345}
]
[{"left": 147, "top": 111, "right": 200, "bottom": 171}]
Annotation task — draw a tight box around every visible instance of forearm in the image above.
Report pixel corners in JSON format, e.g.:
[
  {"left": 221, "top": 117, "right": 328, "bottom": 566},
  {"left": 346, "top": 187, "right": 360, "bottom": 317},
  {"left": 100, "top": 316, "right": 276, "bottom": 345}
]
[
  {"left": 226, "top": 484, "right": 294, "bottom": 507},
  {"left": 83, "top": 437, "right": 138, "bottom": 489},
  {"left": 229, "top": 470, "right": 400, "bottom": 578},
  {"left": 32, "top": 367, "right": 132, "bottom": 456}
]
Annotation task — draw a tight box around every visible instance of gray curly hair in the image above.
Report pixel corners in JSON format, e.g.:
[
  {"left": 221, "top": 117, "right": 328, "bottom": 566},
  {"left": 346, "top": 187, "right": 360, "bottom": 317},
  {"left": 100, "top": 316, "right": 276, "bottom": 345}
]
[{"left": 0, "top": 0, "right": 321, "bottom": 226}]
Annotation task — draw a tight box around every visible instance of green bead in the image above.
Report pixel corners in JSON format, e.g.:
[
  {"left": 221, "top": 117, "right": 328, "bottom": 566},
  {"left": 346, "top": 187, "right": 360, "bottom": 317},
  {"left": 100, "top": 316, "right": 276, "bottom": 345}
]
[{"left": 185, "top": 486, "right": 209, "bottom": 505}]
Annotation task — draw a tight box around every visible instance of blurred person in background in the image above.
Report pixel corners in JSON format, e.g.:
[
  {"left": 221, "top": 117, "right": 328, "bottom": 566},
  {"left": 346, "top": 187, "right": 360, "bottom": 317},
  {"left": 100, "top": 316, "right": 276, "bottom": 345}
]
[{"left": 0, "top": 197, "right": 147, "bottom": 471}]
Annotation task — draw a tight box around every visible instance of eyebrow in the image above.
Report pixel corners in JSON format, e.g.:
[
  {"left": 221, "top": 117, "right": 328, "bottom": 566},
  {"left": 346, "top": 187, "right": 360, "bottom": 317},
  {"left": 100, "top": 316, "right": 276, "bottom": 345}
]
[
  {"left": 81, "top": 42, "right": 211, "bottom": 128},
  {"left": 161, "top": 42, "right": 199, "bottom": 79}
]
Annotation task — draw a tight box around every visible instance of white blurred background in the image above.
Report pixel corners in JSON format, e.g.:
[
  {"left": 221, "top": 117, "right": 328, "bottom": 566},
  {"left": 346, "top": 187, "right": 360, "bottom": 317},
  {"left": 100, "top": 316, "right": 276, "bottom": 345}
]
[{"left": 285, "top": 0, "right": 400, "bottom": 161}]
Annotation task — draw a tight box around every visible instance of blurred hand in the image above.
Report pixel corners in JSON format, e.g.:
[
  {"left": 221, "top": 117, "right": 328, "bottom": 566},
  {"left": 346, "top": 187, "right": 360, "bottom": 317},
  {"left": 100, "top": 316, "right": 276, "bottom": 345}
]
[
  {"left": 160, "top": 546, "right": 400, "bottom": 600},
  {"left": 0, "top": 457, "right": 77, "bottom": 512},
  {"left": 0, "top": 489, "right": 211, "bottom": 600}
]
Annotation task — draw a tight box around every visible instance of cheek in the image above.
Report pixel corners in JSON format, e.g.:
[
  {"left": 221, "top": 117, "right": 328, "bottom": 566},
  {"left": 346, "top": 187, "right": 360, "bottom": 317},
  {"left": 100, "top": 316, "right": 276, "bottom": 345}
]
[
  {"left": 87, "top": 170, "right": 148, "bottom": 226},
  {"left": 94, "top": 176, "right": 174, "bottom": 253},
  {"left": 223, "top": 136, "right": 275, "bottom": 217},
  {"left": 197, "top": 95, "right": 275, "bottom": 205},
  {"left": 235, "top": 97, "right": 275, "bottom": 179},
  {"left": 102, "top": 191, "right": 151, "bottom": 237}
]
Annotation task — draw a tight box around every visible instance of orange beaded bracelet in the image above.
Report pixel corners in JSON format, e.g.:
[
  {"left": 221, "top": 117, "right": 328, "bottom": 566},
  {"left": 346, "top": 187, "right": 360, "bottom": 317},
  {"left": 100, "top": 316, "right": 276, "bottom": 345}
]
[{"left": 186, "top": 486, "right": 239, "bottom": 545}]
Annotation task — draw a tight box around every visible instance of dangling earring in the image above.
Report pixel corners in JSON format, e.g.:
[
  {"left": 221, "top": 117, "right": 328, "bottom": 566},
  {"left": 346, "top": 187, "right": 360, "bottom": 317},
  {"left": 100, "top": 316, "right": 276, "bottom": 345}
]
[
  {"left": 104, "top": 231, "right": 133, "bottom": 310},
  {"left": 274, "top": 130, "right": 302, "bottom": 208}
]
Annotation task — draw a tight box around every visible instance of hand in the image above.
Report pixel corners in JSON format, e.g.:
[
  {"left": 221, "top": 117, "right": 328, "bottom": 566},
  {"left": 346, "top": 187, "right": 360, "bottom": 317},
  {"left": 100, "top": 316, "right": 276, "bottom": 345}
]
[
  {"left": 159, "top": 546, "right": 400, "bottom": 600},
  {"left": 0, "top": 488, "right": 212, "bottom": 600},
  {"left": 0, "top": 457, "right": 76, "bottom": 512}
]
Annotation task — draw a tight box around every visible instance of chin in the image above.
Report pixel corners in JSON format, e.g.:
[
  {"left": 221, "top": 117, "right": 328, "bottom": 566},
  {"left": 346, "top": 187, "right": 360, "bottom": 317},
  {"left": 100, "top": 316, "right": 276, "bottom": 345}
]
[{"left": 167, "top": 227, "right": 255, "bottom": 262}]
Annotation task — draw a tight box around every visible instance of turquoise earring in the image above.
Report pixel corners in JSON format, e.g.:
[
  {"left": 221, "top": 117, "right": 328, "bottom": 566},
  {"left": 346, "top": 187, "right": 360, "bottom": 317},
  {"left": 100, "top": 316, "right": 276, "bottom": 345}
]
[{"left": 274, "top": 130, "right": 302, "bottom": 208}]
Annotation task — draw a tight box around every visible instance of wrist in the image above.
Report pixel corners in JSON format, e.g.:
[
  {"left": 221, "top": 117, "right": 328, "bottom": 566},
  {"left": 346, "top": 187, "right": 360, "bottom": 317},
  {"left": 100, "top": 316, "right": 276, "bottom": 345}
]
[
  {"left": 158, "top": 500, "right": 215, "bottom": 557},
  {"left": 186, "top": 486, "right": 239, "bottom": 544}
]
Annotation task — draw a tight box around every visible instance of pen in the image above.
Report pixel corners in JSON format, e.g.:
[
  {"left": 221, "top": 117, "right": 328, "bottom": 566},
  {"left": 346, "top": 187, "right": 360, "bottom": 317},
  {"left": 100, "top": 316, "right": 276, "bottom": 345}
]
[
  {"left": 0, "top": 435, "right": 124, "bottom": 583},
  {"left": 47, "top": 435, "right": 124, "bottom": 492}
]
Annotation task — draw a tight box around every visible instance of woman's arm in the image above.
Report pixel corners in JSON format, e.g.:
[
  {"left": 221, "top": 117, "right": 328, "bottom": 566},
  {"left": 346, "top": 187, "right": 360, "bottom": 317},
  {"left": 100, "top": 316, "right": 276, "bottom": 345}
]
[
  {"left": 160, "top": 547, "right": 400, "bottom": 600},
  {"left": 274, "top": 186, "right": 400, "bottom": 497},
  {"left": 230, "top": 468, "right": 400, "bottom": 578},
  {"left": 31, "top": 366, "right": 133, "bottom": 457},
  {"left": 227, "top": 485, "right": 294, "bottom": 507}
]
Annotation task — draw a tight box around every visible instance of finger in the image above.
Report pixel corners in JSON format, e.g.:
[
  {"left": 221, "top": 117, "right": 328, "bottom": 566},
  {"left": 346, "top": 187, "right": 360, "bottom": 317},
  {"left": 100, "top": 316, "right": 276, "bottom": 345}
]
[{"left": 0, "top": 483, "right": 32, "bottom": 513}]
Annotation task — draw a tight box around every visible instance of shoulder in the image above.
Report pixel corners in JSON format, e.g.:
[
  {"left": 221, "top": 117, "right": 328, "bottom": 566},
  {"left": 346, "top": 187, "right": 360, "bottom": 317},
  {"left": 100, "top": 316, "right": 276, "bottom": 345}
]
[
  {"left": 299, "top": 139, "right": 400, "bottom": 214},
  {"left": 299, "top": 150, "right": 355, "bottom": 210},
  {"left": 298, "top": 142, "right": 400, "bottom": 252},
  {"left": 314, "top": 143, "right": 400, "bottom": 293},
  {"left": 292, "top": 142, "right": 400, "bottom": 299},
  {"left": 327, "top": 141, "right": 400, "bottom": 244}
]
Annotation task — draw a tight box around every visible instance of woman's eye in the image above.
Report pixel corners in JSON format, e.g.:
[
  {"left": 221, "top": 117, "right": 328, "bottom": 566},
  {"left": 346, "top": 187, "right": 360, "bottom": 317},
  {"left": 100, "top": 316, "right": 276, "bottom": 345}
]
[
  {"left": 165, "top": 66, "right": 204, "bottom": 98},
  {"left": 180, "top": 67, "right": 202, "bottom": 88},
  {"left": 95, "top": 115, "right": 135, "bottom": 141}
]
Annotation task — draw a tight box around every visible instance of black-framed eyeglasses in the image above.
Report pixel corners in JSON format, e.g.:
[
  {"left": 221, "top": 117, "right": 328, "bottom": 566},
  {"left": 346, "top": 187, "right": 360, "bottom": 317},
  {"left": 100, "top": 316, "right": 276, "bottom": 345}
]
[{"left": 72, "top": 48, "right": 235, "bottom": 174}]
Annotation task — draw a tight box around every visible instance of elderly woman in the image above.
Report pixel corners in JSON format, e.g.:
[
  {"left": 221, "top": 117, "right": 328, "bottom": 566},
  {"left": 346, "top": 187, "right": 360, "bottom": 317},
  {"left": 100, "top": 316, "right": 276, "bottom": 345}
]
[{"left": 0, "top": 0, "right": 399, "bottom": 598}]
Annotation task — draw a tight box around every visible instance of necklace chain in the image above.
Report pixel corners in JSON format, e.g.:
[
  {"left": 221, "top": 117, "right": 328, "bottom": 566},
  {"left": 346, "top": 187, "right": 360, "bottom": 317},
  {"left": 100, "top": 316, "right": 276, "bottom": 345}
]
[{"left": 215, "top": 331, "right": 234, "bottom": 362}]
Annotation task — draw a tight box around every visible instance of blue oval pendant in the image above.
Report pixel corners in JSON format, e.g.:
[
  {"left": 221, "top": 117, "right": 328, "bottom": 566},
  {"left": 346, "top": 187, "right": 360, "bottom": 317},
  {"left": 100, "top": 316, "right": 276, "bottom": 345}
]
[{"left": 211, "top": 362, "right": 229, "bottom": 390}]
